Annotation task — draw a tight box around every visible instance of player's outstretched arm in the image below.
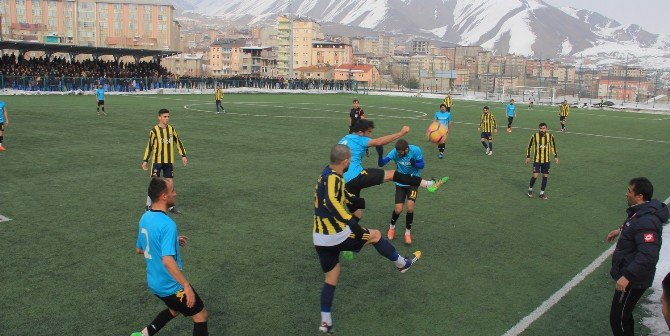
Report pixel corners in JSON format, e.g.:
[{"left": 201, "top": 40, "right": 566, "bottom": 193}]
[
  {"left": 163, "top": 255, "right": 195, "bottom": 307},
  {"left": 368, "top": 126, "right": 409, "bottom": 147}
]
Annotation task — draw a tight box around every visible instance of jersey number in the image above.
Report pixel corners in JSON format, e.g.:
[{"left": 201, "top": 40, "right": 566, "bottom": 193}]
[{"left": 141, "top": 228, "right": 153, "bottom": 259}]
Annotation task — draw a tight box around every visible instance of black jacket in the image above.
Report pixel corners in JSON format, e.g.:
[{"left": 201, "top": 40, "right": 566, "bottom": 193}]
[{"left": 610, "top": 200, "right": 669, "bottom": 289}]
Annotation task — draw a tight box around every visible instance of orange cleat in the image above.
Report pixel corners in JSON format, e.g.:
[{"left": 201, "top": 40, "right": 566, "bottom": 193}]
[
  {"left": 0, "top": 146, "right": 6, "bottom": 151},
  {"left": 387, "top": 226, "right": 395, "bottom": 240},
  {"left": 404, "top": 233, "right": 412, "bottom": 245}
]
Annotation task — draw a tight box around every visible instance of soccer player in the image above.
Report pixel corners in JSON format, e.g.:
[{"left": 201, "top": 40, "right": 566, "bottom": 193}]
[
  {"left": 348, "top": 99, "right": 365, "bottom": 134},
  {"left": 662, "top": 272, "right": 670, "bottom": 329},
  {"left": 506, "top": 99, "right": 516, "bottom": 132},
  {"left": 132, "top": 178, "right": 209, "bottom": 336},
  {"left": 524, "top": 123, "right": 558, "bottom": 200},
  {"left": 214, "top": 85, "right": 224, "bottom": 114},
  {"left": 559, "top": 100, "right": 569, "bottom": 132},
  {"left": 338, "top": 119, "right": 447, "bottom": 203},
  {"left": 528, "top": 94, "right": 535, "bottom": 109},
  {"left": 314, "top": 144, "right": 421, "bottom": 334},
  {"left": 142, "top": 109, "right": 188, "bottom": 213},
  {"left": 434, "top": 103, "right": 452, "bottom": 159},
  {"left": 378, "top": 139, "right": 424, "bottom": 244},
  {"left": 479, "top": 106, "right": 497, "bottom": 156},
  {"left": 0, "top": 100, "right": 8, "bottom": 151},
  {"left": 605, "top": 177, "right": 668, "bottom": 336},
  {"left": 96, "top": 85, "right": 106, "bottom": 116},
  {"left": 443, "top": 93, "right": 453, "bottom": 112}
]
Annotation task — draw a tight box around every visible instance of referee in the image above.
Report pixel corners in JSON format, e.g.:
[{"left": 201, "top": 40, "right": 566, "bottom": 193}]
[{"left": 142, "top": 108, "right": 188, "bottom": 213}]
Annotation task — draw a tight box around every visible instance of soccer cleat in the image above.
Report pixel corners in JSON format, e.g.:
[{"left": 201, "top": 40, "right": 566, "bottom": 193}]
[
  {"left": 507, "top": 128, "right": 512, "bottom": 133},
  {"left": 398, "top": 251, "right": 422, "bottom": 273},
  {"left": 487, "top": 150, "right": 493, "bottom": 156},
  {"left": 485, "top": 148, "right": 490, "bottom": 155},
  {"left": 438, "top": 153, "right": 444, "bottom": 159},
  {"left": 0, "top": 146, "right": 5, "bottom": 151},
  {"left": 130, "top": 332, "right": 143, "bottom": 336},
  {"left": 387, "top": 226, "right": 395, "bottom": 240},
  {"left": 427, "top": 176, "right": 449, "bottom": 193},
  {"left": 527, "top": 190, "right": 533, "bottom": 198},
  {"left": 539, "top": 194, "right": 549, "bottom": 200},
  {"left": 404, "top": 233, "right": 412, "bottom": 245},
  {"left": 319, "top": 322, "right": 334, "bottom": 334}
]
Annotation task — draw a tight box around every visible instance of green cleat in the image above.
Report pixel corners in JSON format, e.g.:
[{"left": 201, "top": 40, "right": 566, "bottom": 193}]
[
  {"left": 427, "top": 176, "right": 449, "bottom": 193},
  {"left": 130, "top": 332, "right": 143, "bottom": 336}
]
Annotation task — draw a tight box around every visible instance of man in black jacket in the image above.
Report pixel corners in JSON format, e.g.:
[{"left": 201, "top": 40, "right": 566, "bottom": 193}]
[{"left": 606, "top": 177, "right": 669, "bottom": 336}]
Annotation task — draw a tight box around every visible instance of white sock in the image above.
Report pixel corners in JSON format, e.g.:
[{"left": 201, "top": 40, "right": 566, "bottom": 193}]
[
  {"left": 146, "top": 196, "right": 152, "bottom": 208},
  {"left": 405, "top": 229, "right": 411, "bottom": 235},
  {"left": 389, "top": 224, "right": 395, "bottom": 229},
  {"left": 420, "top": 180, "right": 434, "bottom": 188},
  {"left": 394, "top": 255, "right": 407, "bottom": 268},
  {"left": 141, "top": 328, "right": 149, "bottom": 336},
  {"left": 321, "top": 312, "right": 332, "bottom": 326}
]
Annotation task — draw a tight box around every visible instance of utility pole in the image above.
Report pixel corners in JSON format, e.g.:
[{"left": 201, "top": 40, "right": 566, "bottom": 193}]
[{"left": 623, "top": 54, "right": 629, "bottom": 104}]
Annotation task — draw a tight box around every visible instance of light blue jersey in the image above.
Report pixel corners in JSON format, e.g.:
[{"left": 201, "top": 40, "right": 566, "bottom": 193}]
[
  {"left": 96, "top": 88, "right": 105, "bottom": 101},
  {"left": 434, "top": 111, "right": 452, "bottom": 126},
  {"left": 338, "top": 133, "right": 371, "bottom": 182},
  {"left": 0, "top": 101, "right": 5, "bottom": 123},
  {"left": 136, "top": 210, "right": 183, "bottom": 297},
  {"left": 386, "top": 145, "right": 423, "bottom": 186},
  {"left": 506, "top": 104, "right": 516, "bottom": 117}
]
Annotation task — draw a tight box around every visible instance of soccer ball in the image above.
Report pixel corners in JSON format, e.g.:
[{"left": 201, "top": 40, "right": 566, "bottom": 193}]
[{"left": 426, "top": 121, "right": 447, "bottom": 143}]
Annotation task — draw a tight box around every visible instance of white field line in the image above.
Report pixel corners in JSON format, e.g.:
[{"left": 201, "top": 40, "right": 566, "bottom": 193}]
[{"left": 504, "top": 195, "right": 670, "bottom": 336}]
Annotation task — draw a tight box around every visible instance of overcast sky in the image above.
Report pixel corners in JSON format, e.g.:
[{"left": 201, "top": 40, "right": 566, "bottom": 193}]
[{"left": 544, "top": 0, "right": 670, "bottom": 35}]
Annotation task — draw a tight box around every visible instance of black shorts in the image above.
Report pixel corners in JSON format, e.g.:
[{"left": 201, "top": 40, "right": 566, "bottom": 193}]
[
  {"left": 0, "top": 122, "right": 3, "bottom": 131},
  {"left": 152, "top": 163, "right": 174, "bottom": 178},
  {"left": 345, "top": 168, "right": 385, "bottom": 197},
  {"left": 315, "top": 228, "right": 371, "bottom": 273},
  {"left": 480, "top": 132, "right": 492, "bottom": 140},
  {"left": 97, "top": 100, "right": 104, "bottom": 106},
  {"left": 215, "top": 99, "right": 221, "bottom": 104},
  {"left": 158, "top": 286, "right": 205, "bottom": 317},
  {"left": 446, "top": 107, "right": 451, "bottom": 112},
  {"left": 560, "top": 116, "right": 566, "bottom": 121},
  {"left": 395, "top": 185, "right": 418, "bottom": 204},
  {"left": 533, "top": 162, "right": 550, "bottom": 174},
  {"left": 508, "top": 116, "right": 514, "bottom": 123}
]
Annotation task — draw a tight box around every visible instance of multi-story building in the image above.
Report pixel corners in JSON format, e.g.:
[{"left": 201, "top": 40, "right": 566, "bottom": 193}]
[
  {"left": 411, "top": 39, "right": 430, "bottom": 55},
  {"left": 311, "top": 41, "right": 352, "bottom": 67},
  {"left": 276, "top": 15, "right": 320, "bottom": 78},
  {"left": 161, "top": 53, "right": 204, "bottom": 76},
  {"left": 1, "top": 0, "right": 180, "bottom": 50},
  {"left": 240, "top": 46, "right": 277, "bottom": 77},
  {"left": 378, "top": 34, "right": 396, "bottom": 57},
  {"left": 333, "top": 64, "right": 381, "bottom": 85}
]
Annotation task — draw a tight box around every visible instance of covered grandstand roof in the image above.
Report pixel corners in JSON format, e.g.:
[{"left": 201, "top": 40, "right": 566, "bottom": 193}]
[{"left": 0, "top": 40, "right": 180, "bottom": 59}]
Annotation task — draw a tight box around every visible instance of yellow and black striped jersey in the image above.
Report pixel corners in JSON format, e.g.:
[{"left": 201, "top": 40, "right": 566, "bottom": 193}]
[
  {"left": 559, "top": 104, "right": 569, "bottom": 117},
  {"left": 142, "top": 124, "right": 186, "bottom": 164},
  {"left": 526, "top": 132, "right": 557, "bottom": 163},
  {"left": 313, "top": 166, "right": 357, "bottom": 246},
  {"left": 443, "top": 95, "right": 453, "bottom": 107},
  {"left": 215, "top": 88, "right": 224, "bottom": 101},
  {"left": 479, "top": 112, "right": 497, "bottom": 132}
]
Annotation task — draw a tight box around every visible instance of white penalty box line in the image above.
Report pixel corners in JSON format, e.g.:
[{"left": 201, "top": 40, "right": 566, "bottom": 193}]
[{"left": 503, "top": 195, "right": 670, "bottom": 336}]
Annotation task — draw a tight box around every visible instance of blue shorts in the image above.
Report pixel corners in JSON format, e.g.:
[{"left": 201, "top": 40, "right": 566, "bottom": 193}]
[
  {"left": 533, "top": 162, "right": 550, "bottom": 174},
  {"left": 151, "top": 163, "right": 174, "bottom": 178},
  {"left": 480, "top": 132, "right": 492, "bottom": 140}
]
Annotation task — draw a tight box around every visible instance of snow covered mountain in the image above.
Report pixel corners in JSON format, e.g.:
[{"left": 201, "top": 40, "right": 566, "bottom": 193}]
[{"left": 171, "top": 0, "right": 670, "bottom": 65}]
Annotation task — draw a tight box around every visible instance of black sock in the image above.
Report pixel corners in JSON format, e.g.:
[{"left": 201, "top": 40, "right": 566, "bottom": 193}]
[
  {"left": 529, "top": 176, "right": 537, "bottom": 188},
  {"left": 391, "top": 211, "right": 400, "bottom": 225},
  {"left": 102, "top": 107, "right": 105, "bottom": 112},
  {"left": 438, "top": 143, "right": 445, "bottom": 153},
  {"left": 541, "top": 176, "right": 548, "bottom": 191},
  {"left": 96, "top": 107, "right": 99, "bottom": 112},
  {"left": 0, "top": 135, "right": 3, "bottom": 144},
  {"left": 392, "top": 171, "right": 422, "bottom": 186},
  {"left": 489, "top": 142, "right": 493, "bottom": 151},
  {"left": 406, "top": 212, "right": 414, "bottom": 230},
  {"left": 193, "top": 322, "right": 208, "bottom": 336},
  {"left": 147, "top": 309, "right": 176, "bottom": 336},
  {"left": 481, "top": 141, "right": 488, "bottom": 149}
]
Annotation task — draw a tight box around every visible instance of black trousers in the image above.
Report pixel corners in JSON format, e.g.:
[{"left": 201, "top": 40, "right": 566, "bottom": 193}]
[
  {"left": 507, "top": 116, "right": 514, "bottom": 128},
  {"left": 610, "top": 287, "right": 647, "bottom": 336}
]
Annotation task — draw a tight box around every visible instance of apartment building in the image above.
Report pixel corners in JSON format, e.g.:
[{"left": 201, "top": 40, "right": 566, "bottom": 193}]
[{"left": 0, "top": 0, "right": 180, "bottom": 50}]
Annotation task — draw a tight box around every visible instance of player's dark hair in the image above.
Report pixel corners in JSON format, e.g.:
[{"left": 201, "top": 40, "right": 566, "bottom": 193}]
[
  {"left": 148, "top": 177, "right": 169, "bottom": 202},
  {"left": 483, "top": 106, "right": 490, "bottom": 110},
  {"left": 330, "top": 144, "right": 351, "bottom": 164},
  {"left": 158, "top": 108, "right": 170, "bottom": 116},
  {"left": 439, "top": 103, "right": 447, "bottom": 109},
  {"left": 663, "top": 273, "right": 670, "bottom": 303},
  {"left": 395, "top": 139, "right": 409, "bottom": 151},
  {"left": 352, "top": 119, "right": 374, "bottom": 133},
  {"left": 539, "top": 122, "right": 547, "bottom": 128},
  {"left": 353, "top": 99, "right": 359, "bottom": 103},
  {"left": 629, "top": 177, "right": 653, "bottom": 201}
]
